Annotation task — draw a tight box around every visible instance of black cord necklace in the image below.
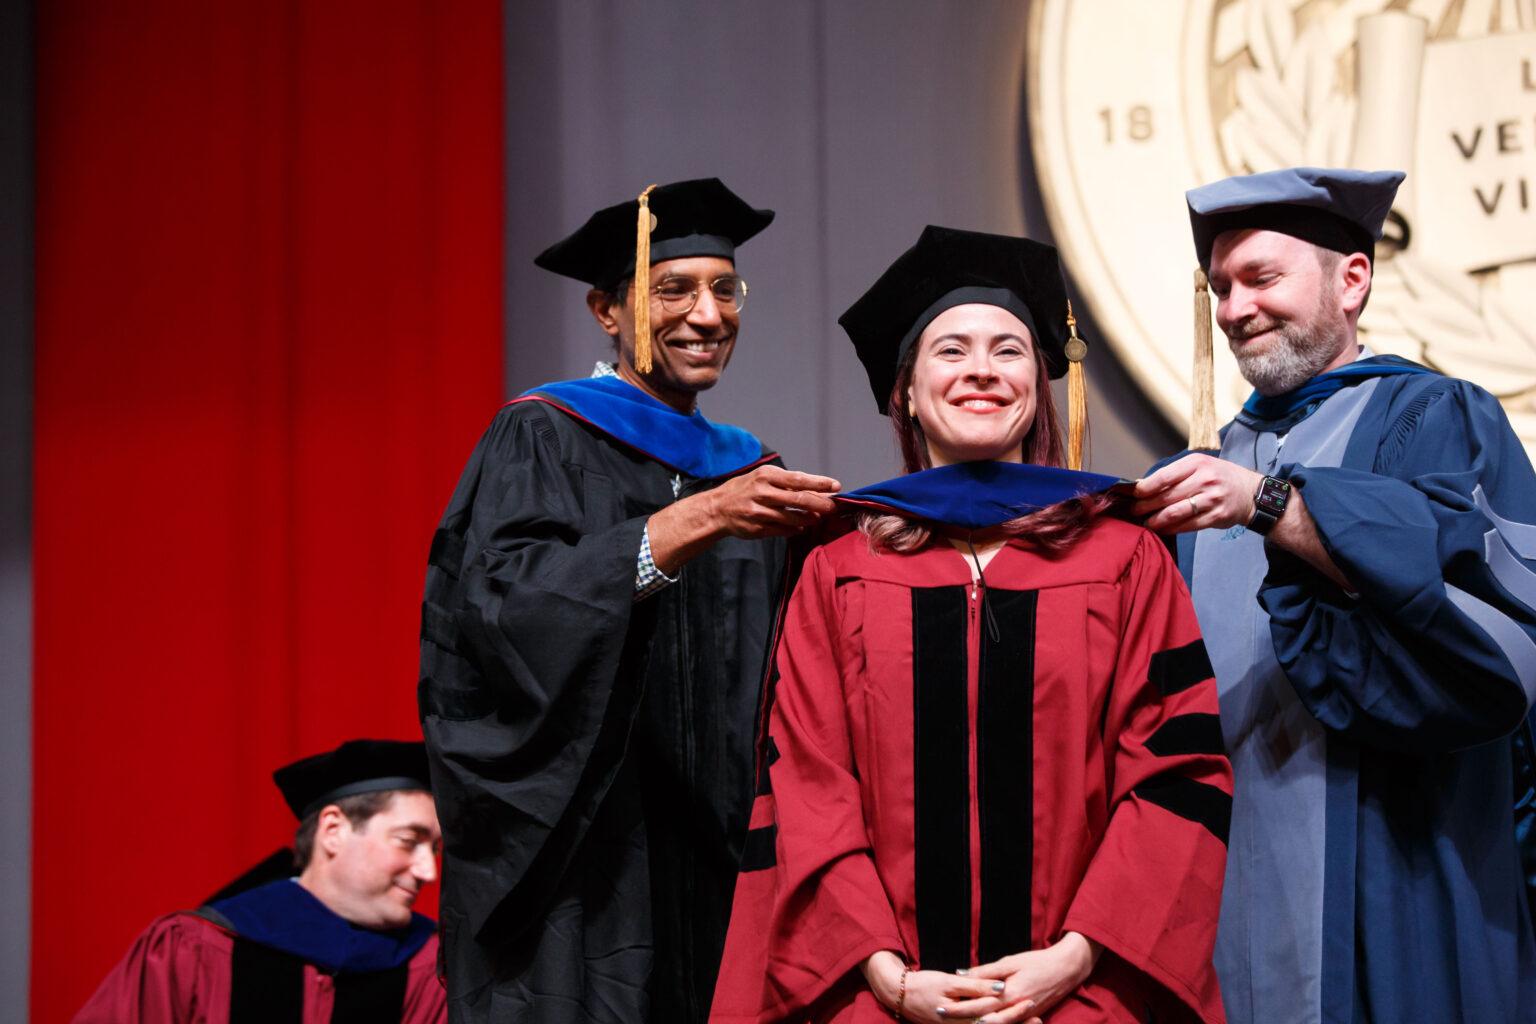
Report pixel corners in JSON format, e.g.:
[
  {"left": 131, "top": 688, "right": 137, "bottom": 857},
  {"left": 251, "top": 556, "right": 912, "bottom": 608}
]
[{"left": 964, "top": 532, "right": 1002, "bottom": 644}]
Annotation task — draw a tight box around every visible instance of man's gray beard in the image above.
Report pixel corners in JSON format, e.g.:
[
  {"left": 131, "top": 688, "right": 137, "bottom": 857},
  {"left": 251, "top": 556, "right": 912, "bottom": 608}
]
[{"left": 1229, "top": 315, "right": 1343, "bottom": 396}]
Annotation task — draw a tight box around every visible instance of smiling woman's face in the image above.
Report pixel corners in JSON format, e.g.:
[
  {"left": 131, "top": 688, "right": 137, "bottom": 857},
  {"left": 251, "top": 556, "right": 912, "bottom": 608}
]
[{"left": 907, "top": 303, "right": 1038, "bottom": 467}]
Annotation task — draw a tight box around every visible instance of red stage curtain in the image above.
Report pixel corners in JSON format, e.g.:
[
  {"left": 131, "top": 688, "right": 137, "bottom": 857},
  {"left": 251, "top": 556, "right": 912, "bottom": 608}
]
[{"left": 33, "top": 3, "right": 503, "bottom": 1018}]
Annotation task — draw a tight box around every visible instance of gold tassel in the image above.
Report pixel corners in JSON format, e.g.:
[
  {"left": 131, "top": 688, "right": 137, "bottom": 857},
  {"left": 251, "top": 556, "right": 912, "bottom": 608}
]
[
  {"left": 1189, "top": 266, "right": 1220, "bottom": 451},
  {"left": 1064, "top": 301, "right": 1088, "bottom": 471},
  {"left": 633, "top": 184, "right": 659, "bottom": 374}
]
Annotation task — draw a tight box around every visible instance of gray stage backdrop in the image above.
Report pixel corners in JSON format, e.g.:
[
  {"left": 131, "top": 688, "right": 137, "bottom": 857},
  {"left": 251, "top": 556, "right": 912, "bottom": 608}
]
[{"left": 502, "top": 0, "right": 1180, "bottom": 489}]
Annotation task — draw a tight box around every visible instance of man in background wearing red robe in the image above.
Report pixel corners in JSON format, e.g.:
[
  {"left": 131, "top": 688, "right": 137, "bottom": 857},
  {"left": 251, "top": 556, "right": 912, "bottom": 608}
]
[{"left": 75, "top": 739, "right": 446, "bottom": 1023}]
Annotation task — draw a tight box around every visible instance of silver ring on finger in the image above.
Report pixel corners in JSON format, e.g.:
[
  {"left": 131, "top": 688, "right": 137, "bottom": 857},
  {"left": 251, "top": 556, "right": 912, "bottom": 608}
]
[{"left": 1187, "top": 495, "right": 1200, "bottom": 516}]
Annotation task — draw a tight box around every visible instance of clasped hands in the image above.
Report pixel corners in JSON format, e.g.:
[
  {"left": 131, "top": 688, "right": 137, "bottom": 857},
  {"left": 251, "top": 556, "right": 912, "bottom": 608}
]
[{"left": 864, "top": 933, "right": 1100, "bottom": 1023}]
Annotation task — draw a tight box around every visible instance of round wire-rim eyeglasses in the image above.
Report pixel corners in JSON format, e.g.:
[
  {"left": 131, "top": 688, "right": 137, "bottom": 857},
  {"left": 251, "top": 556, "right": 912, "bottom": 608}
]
[{"left": 650, "top": 275, "right": 748, "bottom": 315}]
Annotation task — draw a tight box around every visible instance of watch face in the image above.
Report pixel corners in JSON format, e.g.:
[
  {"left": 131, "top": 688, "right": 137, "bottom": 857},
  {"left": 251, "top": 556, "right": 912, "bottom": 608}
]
[{"left": 1257, "top": 477, "right": 1290, "bottom": 511}]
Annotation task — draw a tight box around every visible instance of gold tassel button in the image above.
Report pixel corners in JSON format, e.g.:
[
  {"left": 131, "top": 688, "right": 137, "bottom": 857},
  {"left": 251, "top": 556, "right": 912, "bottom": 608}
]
[{"left": 633, "top": 184, "right": 659, "bottom": 374}]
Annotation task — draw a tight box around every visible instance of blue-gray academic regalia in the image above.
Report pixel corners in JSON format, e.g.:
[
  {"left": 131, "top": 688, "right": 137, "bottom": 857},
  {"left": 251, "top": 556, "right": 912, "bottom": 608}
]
[{"left": 1161, "top": 354, "right": 1536, "bottom": 1023}]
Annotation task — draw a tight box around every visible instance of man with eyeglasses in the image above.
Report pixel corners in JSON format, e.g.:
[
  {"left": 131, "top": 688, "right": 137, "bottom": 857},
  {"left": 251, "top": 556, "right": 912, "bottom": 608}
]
[{"left": 419, "top": 178, "right": 840, "bottom": 1024}]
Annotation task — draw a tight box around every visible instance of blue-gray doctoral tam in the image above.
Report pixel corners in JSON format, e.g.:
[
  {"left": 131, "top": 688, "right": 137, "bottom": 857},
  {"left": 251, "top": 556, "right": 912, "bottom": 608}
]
[{"left": 1186, "top": 166, "right": 1404, "bottom": 268}]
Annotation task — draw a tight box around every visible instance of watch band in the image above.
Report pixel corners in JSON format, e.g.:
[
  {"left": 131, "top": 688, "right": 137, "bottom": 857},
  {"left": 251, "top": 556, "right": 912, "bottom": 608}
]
[{"left": 1248, "top": 503, "right": 1280, "bottom": 535}]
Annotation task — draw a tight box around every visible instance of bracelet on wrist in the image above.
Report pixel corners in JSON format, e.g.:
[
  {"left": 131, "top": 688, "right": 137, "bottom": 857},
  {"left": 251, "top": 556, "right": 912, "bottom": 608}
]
[{"left": 893, "top": 965, "right": 909, "bottom": 1020}]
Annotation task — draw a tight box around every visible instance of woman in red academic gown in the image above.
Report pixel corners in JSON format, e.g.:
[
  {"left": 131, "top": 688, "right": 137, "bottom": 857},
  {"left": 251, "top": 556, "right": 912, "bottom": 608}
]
[{"left": 710, "top": 227, "right": 1230, "bottom": 1024}]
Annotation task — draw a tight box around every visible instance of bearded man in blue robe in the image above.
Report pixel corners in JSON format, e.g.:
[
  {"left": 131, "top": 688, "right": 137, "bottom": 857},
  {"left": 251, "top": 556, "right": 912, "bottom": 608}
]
[{"left": 1134, "top": 167, "right": 1536, "bottom": 1023}]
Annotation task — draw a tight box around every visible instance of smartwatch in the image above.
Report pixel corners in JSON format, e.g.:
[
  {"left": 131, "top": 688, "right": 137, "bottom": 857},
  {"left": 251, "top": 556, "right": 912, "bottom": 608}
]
[{"left": 1248, "top": 475, "right": 1291, "bottom": 535}]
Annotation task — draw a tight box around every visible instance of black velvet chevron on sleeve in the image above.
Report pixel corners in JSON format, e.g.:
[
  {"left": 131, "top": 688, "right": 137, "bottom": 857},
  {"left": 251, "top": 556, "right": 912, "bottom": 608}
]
[
  {"left": 1148, "top": 639, "right": 1214, "bottom": 697},
  {"left": 1145, "top": 713, "right": 1226, "bottom": 757},
  {"left": 1133, "top": 775, "right": 1232, "bottom": 844}
]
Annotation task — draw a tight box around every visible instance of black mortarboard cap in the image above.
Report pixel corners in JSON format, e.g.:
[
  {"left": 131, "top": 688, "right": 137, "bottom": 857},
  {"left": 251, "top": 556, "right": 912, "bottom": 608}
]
[
  {"left": 838, "top": 226, "right": 1076, "bottom": 414},
  {"left": 272, "top": 739, "right": 431, "bottom": 820},
  {"left": 1186, "top": 166, "right": 1405, "bottom": 269},
  {"left": 533, "top": 177, "right": 775, "bottom": 288}
]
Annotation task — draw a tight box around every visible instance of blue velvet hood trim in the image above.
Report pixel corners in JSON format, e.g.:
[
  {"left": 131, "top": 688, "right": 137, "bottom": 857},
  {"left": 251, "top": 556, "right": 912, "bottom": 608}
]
[
  {"left": 836, "top": 461, "right": 1124, "bottom": 530},
  {"left": 1239, "top": 355, "right": 1434, "bottom": 430},
  {"left": 521, "top": 375, "right": 766, "bottom": 479},
  {"left": 207, "top": 879, "right": 434, "bottom": 974}
]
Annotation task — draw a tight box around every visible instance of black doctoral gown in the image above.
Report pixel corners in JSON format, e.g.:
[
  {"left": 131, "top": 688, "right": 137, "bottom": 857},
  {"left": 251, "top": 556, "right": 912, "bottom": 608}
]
[{"left": 419, "top": 395, "right": 784, "bottom": 1023}]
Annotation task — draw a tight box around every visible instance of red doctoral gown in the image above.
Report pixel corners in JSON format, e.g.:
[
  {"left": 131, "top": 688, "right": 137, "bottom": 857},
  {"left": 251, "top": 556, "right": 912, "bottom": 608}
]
[
  {"left": 74, "top": 912, "right": 446, "bottom": 1023},
  {"left": 711, "top": 519, "right": 1230, "bottom": 1023}
]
